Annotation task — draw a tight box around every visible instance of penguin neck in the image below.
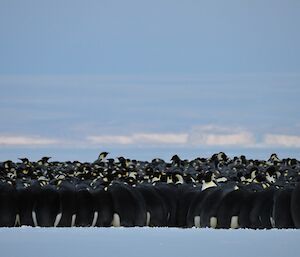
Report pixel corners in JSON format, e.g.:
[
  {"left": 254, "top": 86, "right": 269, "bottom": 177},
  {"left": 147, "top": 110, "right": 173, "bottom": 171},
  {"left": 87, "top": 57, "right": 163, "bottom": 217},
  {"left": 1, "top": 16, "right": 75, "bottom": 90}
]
[
  {"left": 175, "top": 174, "right": 184, "bottom": 185},
  {"left": 202, "top": 180, "right": 217, "bottom": 191},
  {"left": 266, "top": 173, "right": 275, "bottom": 184},
  {"left": 151, "top": 176, "right": 160, "bottom": 183},
  {"left": 167, "top": 176, "right": 173, "bottom": 184}
]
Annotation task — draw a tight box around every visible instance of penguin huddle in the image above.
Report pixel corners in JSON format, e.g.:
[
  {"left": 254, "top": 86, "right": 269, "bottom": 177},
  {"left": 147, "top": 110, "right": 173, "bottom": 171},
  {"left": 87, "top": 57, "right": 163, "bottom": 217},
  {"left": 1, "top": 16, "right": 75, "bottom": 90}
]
[{"left": 0, "top": 152, "right": 300, "bottom": 229}]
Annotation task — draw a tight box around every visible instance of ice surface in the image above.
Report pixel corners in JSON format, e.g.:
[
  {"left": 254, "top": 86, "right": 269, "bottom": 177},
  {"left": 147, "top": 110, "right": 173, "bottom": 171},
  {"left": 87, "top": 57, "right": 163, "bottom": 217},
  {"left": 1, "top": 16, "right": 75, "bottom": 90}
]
[{"left": 0, "top": 227, "right": 299, "bottom": 257}]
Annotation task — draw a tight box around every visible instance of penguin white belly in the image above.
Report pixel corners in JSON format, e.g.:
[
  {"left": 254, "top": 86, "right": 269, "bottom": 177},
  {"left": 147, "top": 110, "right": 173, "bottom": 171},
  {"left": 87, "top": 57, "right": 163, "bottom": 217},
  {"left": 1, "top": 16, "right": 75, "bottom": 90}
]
[
  {"left": 270, "top": 216, "right": 275, "bottom": 228},
  {"left": 194, "top": 216, "right": 201, "bottom": 228},
  {"left": 32, "top": 211, "right": 38, "bottom": 227},
  {"left": 71, "top": 214, "right": 76, "bottom": 227},
  {"left": 202, "top": 181, "right": 217, "bottom": 191},
  {"left": 146, "top": 212, "right": 151, "bottom": 226},
  {"left": 210, "top": 217, "right": 217, "bottom": 228},
  {"left": 91, "top": 211, "right": 98, "bottom": 227},
  {"left": 112, "top": 213, "right": 121, "bottom": 227},
  {"left": 14, "top": 214, "right": 20, "bottom": 227},
  {"left": 54, "top": 213, "right": 62, "bottom": 227},
  {"left": 230, "top": 216, "right": 239, "bottom": 229}
]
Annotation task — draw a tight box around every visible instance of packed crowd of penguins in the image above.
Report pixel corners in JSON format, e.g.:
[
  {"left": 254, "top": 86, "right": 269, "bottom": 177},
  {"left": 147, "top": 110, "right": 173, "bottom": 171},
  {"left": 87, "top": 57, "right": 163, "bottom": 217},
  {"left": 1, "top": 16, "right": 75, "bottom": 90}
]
[{"left": 1, "top": 152, "right": 300, "bottom": 229}]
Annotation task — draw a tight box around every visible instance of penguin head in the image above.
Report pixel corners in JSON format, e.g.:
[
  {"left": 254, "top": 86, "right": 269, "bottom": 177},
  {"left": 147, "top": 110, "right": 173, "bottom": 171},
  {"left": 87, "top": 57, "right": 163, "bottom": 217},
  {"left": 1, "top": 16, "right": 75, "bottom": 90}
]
[
  {"left": 269, "top": 153, "right": 281, "bottom": 165},
  {"left": 117, "top": 157, "right": 126, "bottom": 167},
  {"left": 42, "top": 156, "right": 51, "bottom": 162},
  {"left": 240, "top": 155, "right": 247, "bottom": 164},
  {"left": 3, "top": 160, "right": 13, "bottom": 169},
  {"left": 201, "top": 171, "right": 217, "bottom": 190},
  {"left": 145, "top": 167, "right": 154, "bottom": 176},
  {"left": 166, "top": 173, "right": 174, "bottom": 184},
  {"left": 106, "top": 158, "right": 115, "bottom": 165},
  {"left": 265, "top": 166, "right": 278, "bottom": 183},
  {"left": 18, "top": 158, "right": 30, "bottom": 165},
  {"left": 37, "top": 157, "right": 51, "bottom": 166},
  {"left": 170, "top": 155, "right": 181, "bottom": 166},
  {"left": 254, "top": 172, "right": 266, "bottom": 183},
  {"left": 98, "top": 152, "right": 109, "bottom": 160},
  {"left": 247, "top": 167, "right": 258, "bottom": 180},
  {"left": 217, "top": 152, "right": 228, "bottom": 162},
  {"left": 203, "top": 171, "right": 213, "bottom": 183}
]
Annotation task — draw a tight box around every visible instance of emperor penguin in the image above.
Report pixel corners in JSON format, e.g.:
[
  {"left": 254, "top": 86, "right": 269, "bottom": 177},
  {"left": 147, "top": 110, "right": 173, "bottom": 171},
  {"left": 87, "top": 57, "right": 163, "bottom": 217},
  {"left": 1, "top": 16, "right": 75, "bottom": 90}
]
[
  {"left": 216, "top": 187, "right": 246, "bottom": 229},
  {"left": 186, "top": 187, "right": 217, "bottom": 228},
  {"left": 32, "top": 183, "right": 60, "bottom": 227},
  {"left": 136, "top": 184, "right": 168, "bottom": 227},
  {"left": 90, "top": 184, "right": 114, "bottom": 227},
  {"left": 272, "top": 187, "right": 294, "bottom": 228},
  {"left": 200, "top": 185, "right": 235, "bottom": 228},
  {"left": 249, "top": 187, "right": 276, "bottom": 229},
  {"left": 56, "top": 180, "right": 77, "bottom": 227},
  {"left": 154, "top": 183, "right": 178, "bottom": 227},
  {"left": 94, "top": 152, "right": 109, "bottom": 164},
  {"left": 176, "top": 184, "right": 198, "bottom": 228},
  {"left": 291, "top": 182, "right": 300, "bottom": 228},
  {"left": 75, "top": 183, "right": 94, "bottom": 227},
  {"left": 0, "top": 181, "right": 18, "bottom": 227},
  {"left": 108, "top": 182, "right": 146, "bottom": 227},
  {"left": 16, "top": 179, "right": 37, "bottom": 226}
]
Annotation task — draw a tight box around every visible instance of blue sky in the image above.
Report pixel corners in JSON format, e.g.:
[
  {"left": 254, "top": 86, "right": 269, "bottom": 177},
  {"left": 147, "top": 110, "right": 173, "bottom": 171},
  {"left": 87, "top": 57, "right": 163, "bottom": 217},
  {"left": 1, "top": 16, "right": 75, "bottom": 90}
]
[{"left": 0, "top": 1, "right": 299, "bottom": 161}]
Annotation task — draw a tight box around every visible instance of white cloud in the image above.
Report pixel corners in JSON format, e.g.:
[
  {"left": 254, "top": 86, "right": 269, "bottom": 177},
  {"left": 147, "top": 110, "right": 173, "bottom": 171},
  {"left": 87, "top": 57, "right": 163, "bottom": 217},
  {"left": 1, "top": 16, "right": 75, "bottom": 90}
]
[
  {"left": 263, "top": 134, "right": 300, "bottom": 148},
  {"left": 3, "top": 128, "right": 300, "bottom": 150},
  {"left": 0, "top": 136, "right": 60, "bottom": 146},
  {"left": 87, "top": 135, "right": 134, "bottom": 145},
  {"left": 133, "top": 133, "right": 188, "bottom": 144},
  {"left": 188, "top": 125, "right": 256, "bottom": 147},
  {"left": 87, "top": 127, "right": 255, "bottom": 147},
  {"left": 87, "top": 133, "right": 188, "bottom": 145},
  {"left": 190, "top": 132, "right": 255, "bottom": 146}
]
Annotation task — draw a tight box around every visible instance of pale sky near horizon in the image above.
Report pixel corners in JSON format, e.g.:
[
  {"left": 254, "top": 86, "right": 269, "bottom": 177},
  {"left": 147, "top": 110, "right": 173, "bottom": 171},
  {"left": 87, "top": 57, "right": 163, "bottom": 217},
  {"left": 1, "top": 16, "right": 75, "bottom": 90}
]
[{"left": 0, "top": 1, "right": 299, "bottom": 161}]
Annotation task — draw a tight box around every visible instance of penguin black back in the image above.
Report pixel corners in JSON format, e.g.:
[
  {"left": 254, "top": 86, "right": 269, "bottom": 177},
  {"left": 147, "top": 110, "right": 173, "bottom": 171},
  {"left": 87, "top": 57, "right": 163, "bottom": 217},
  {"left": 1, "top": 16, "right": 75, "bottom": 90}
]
[
  {"left": 186, "top": 187, "right": 217, "bottom": 228},
  {"left": 75, "top": 183, "right": 94, "bottom": 227},
  {"left": 33, "top": 183, "right": 60, "bottom": 227},
  {"left": 216, "top": 188, "right": 247, "bottom": 229},
  {"left": 249, "top": 188, "right": 276, "bottom": 229},
  {"left": 176, "top": 184, "right": 198, "bottom": 228},
  {"left": 108, "top": 182, "right": 146, "bottom": 227},
  {"left": 16, "top": 180, "right": 36, "bottom": 226},
  {"left": 57, "top": 180, "right": 77, "bottom": 227},
  {"left": 273, "top": 188, "right": 294, "bottom": 228},
  {"left": 91, "top": 185, "right": 114, "bottom": 227},
  {"left": 291, "top": 182, "right": 300, "bottom": 228},
  {"left": 154, "top": 183, "right": 178, "bottom": 227},
  {"left": 0, "top": 181, "right": 18, "bottom": 227},
  {"left": 238, "top": 190, "right": 256, "bottom": 228},
  {"left": 136, "top": 184, "right": 168, "bottom": 227},
  {"left": 200, "top": 187, "right": 233, "bottom": 228}
]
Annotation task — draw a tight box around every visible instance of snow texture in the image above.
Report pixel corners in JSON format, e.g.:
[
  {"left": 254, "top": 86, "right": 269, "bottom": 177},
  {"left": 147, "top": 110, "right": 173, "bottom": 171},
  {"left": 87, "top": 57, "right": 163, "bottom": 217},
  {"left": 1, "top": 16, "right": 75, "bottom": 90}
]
[{"left": 0, "top": 227, "right": 299, "bottom": 257}]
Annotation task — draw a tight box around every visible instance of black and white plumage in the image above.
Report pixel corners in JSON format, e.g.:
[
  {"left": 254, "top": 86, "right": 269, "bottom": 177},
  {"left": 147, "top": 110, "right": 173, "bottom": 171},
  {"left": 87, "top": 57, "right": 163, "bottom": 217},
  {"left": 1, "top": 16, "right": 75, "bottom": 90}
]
[{"left": 0, "top": 152, "right": 299, "bottom": 228}]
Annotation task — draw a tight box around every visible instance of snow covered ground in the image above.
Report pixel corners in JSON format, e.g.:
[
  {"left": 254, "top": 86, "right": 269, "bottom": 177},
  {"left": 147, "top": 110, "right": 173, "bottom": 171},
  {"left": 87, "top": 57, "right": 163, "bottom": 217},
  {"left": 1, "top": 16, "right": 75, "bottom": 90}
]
[{"left": 0, "top": 227, "right": 299, "bottom": 257}]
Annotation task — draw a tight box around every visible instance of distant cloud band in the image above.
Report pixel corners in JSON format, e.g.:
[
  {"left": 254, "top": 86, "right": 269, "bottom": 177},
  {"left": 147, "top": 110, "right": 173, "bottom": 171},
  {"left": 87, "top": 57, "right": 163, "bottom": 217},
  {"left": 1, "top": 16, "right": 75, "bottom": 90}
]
[
  {"left": 264, "top": 134, "right": 300, "bottom": 148},
  {"left": 189, "top": 132, "right": 255, "bottom": 146},
  {"left": 188, "top": 125, "right": 255, "bottom": 147},
  {"left": 87, "top": 133, "right": 189, "bottom": 145},
  {"left": 1, "top": 129, "right": 300, "bottom": 148},
  {"left": 0, "top": 136, "right": 59, "bottom": 146}
]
